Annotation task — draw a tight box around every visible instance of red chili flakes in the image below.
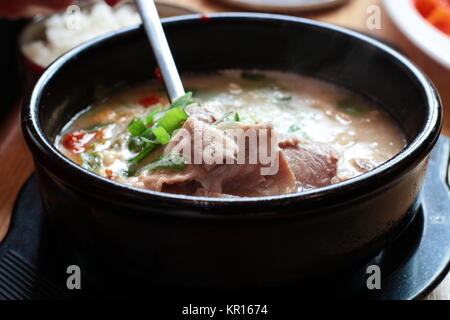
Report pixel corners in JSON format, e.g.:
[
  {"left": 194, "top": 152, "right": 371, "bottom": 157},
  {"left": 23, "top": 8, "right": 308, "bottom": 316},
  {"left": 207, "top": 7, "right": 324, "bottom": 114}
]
[
  {"left": 62, "top": 131, "right": 87, "bottom": 153},
  {"left": 138, "top": 95, "right": 160, "bottom": 107},
  {"left": 105, "top": 169, "right": 114, "bottom": 180},
  {"left": 105, "top": 0, "right": 121, "bottom": 7},
  {"left": 154, "top": 68, "right": 163, "bottom": 82},
  {"left": 200, "top": 14, "right": 211, "bottom": 20}
]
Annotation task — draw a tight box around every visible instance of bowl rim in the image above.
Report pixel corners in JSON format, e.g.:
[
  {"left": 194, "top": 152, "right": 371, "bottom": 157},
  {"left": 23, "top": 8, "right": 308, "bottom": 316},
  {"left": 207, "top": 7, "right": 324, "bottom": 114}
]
[
  {"left": 24, "top": 12, "right": 443, "bottom": 214},
  {"left": 214, "top": 0, "right": 349, "bottom": 13}
]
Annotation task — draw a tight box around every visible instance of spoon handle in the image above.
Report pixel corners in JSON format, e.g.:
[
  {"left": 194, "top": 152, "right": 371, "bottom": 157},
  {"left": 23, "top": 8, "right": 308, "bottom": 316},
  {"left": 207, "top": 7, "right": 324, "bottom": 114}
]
[{"left": 135, "top": 0, "right": 185, "bottom": 102}]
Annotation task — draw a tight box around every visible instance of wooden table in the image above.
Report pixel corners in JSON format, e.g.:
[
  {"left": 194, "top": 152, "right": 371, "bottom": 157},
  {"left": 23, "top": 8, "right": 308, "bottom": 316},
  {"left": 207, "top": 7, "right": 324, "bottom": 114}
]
[{"left": 0, "top": 0, "right": 448, "bottom": 299}]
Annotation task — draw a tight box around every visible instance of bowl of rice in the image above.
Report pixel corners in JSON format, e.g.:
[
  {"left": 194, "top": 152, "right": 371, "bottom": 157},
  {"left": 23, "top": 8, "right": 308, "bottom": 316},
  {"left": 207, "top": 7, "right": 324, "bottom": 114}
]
[{"left": 18, "top": 1, "right": 196, "bottom": 85}]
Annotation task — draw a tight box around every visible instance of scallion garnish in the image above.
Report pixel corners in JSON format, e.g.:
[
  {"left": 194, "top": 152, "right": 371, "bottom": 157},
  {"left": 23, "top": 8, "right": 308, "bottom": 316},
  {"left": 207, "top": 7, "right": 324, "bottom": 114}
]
[
  {"left": 81, "top": 152, "right": 103, "bottom": 172},
  {"left": 337, "top": 100, "right": 368, "bottom": 116},
  {"left": 126, "top": 140, "right": 158, "bottom": 176},
  {"left": 152, "top": 126, "right": 171, "bottom": 145},
  {"left": 170, "top": 92, "right": 193, "bottom": 109},
  {"left": 145, "top": 107, "right": 162, "bottom": 125},
  {"left": 128, "top": 136, "right": 146, "bottom": 153},
  {"left": 214, "top": 111, "right": 244, "bottom": 125},
  {"left": 128, "top": 119, "right": 146, "bottom": 136},
  {"left": 140, "top": 128, "right": 156, "bottom": 141},
  {"left": 145, "top": 154, "right": 187, "bottom": 172},
  {"left": 127, "top": 139, "right": 158, "bottom": 176},
  {"left": 158, "top": 107, "right": 189, "bottom": 135},
  {"left": 214, "top": 111, "right": 233, "bottom": 125},
  {"left": 126, "top": 93, "right": 193, "bottom": 170}
]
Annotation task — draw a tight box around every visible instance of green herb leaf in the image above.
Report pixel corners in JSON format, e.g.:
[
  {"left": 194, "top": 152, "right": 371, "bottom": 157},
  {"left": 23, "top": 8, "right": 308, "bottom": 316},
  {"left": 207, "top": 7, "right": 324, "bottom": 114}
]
[
  {"left": 214, "top": 111, "right": 236, "bottom": 125},
  {"left": 214, "top": 111, "right": 253, "bottom": 125},
  {"left": 145, "top": 154, "right": 187, "bottom": 172},
  {"left": 128, "top": 136, "right": 145, "bottom": 152},
  {"left": 141, "top": 128, "right": 156, "bottom": 141},
  {"left": 128, "top": 138, "right": 157, "bottom": 165},
  {"left": 337, "top": 100, "right": 368, "bottom": 116},
  {"left": 145, "top": 107, "right": 162, "bottom": 125},
  {"left": 126, "top": 97, "right": 191, "bottom": 168},
  {"left": 127, "top": 138, "right": 159, "bottom": 176},
  {"left": 125, "top": 164, "right": 138, "bottom": 177},
  {"left": 84, "top": 122, "right": 113, "bottom": 132},
  {"left": 170, "top": 92, "right": 193, "bottom": 109},
  {"left": 81, "top": 152, "right": 103, "bottom": 172},
  {"left": 158, "top": 107, "right": 189, "bottom": 135},
  {"left": 128, "top": 119, "right": 146, "bottom": 136},
  {"left": 152, "top": 126, "right": 171, "bottom": 145}
]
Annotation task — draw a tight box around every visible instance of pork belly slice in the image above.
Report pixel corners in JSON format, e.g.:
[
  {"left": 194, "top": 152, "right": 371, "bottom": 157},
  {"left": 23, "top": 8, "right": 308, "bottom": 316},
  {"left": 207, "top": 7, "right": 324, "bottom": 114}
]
[
  {"left": 185, "top": 102, "right": 225, "bottom": 124},
  {"left": 140, "top": 117, "right": 297, "bottom": 196},
  {"left": 279, "top": 135, "right": 338, "bottom": 189}
]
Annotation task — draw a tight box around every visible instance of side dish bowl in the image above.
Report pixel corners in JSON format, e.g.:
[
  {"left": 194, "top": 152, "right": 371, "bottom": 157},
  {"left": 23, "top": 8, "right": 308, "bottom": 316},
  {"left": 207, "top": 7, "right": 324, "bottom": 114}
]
[
  {"left": 382, "top": 0, "right": 450, "bottom": 69},
  {"left": 22, "top": 13, "right": 442, "bottom": 289},
  {"left": 17, "top": 1, "right": 196, "bottom": 86}
]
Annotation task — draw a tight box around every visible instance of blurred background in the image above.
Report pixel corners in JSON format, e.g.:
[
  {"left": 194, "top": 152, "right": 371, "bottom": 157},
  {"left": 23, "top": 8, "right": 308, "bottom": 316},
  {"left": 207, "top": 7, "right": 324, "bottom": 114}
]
[{"left": 1, "top": 0, "right": 449, "bottom": 134}]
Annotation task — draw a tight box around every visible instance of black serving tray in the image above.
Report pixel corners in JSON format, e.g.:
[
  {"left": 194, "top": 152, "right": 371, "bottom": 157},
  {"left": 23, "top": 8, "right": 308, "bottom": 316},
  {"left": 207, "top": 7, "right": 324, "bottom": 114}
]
[{"left": 0, "top": 137, "right": 449, "bottom": 300}]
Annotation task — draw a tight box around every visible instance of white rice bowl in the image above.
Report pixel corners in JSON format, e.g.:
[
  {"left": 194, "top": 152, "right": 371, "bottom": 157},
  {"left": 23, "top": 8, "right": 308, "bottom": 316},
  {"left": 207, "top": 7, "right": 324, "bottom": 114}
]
[{"left": 23, "top": 2, "right": 141, "bottom": 67}]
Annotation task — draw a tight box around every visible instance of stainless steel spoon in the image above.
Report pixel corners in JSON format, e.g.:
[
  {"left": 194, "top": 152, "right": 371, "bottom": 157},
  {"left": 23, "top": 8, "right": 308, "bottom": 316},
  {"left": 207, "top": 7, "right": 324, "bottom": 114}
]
[{"left": 135, "top": 0, "right": 185, "bottom": 103}]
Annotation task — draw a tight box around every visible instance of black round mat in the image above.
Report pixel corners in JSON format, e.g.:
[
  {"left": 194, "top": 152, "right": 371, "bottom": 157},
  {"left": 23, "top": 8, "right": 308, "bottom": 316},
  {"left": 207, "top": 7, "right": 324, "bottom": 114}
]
[{"left": 0, "top": 137, "right": 449, "bottom": 300}]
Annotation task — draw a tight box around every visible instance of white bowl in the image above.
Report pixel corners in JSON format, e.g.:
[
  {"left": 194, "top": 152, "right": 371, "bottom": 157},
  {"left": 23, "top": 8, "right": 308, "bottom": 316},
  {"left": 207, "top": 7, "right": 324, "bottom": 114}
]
[{"left": 382, "top": 0, "right": 450, "bottom": 69}]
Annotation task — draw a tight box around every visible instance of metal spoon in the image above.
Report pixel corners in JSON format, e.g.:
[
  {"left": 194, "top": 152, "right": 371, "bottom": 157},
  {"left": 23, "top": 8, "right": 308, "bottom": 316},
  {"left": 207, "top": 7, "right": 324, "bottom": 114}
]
[{"left": 135, "top": 0, "right": 185, "bottom": 103}]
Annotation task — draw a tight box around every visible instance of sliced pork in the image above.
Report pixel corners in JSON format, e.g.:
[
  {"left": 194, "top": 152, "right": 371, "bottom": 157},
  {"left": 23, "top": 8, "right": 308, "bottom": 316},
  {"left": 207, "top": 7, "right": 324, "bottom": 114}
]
[
  {"left": 185, "top": 102, "right": 225, "bottom": 124},
  {"left": 280, "top": 137, "right": 338, "bottom": 189},
  {"left": 140, "top": 117, "right": 297, "bottom": 196}
]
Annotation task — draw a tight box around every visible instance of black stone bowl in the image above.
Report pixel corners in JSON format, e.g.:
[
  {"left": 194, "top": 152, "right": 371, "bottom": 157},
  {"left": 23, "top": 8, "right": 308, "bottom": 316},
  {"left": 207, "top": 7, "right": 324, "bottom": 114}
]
[{"left": 22, "top": 13, "right": 443, "bottom": 290}]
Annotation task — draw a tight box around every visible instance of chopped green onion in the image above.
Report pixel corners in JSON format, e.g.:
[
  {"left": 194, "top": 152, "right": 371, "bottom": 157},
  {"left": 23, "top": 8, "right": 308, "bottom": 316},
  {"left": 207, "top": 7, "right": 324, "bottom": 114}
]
[
  {"left": 152, "top": 126, "right": 171, "bottom": 145},
  {"left": 241, "top": 72, "right": 267, "bottom": 81},
  {"left": 158, "top": 107, "right": 189, "bottom": 134},
  {"left": 128, "top": 136, "right": 145, "bottom": 152},
  {"left": 337, "top": 100, "right": 368, "bottom": 116},
  {"left": 145, "top": 154, "right": 187, "bottom": 172},
  {"left": 128, "top": 119, "right": 146, "bottom": 136},
  {"left": 288, "top": 124, "right": 300, "bottom": 133},
  {"left": 84, "top": 122, "right": 113, "bottom": 132},
  {"left": 126, "top": 97, "right": 191, "bottom": 167},
  {"left": 170, "top": 92, "right": 193, "bottom": 109},
  {"left": 214, "top": 110, "right": 244, "bottom": 125},
  {"left": 128, "top": 138, "right": 158, "bottom": 165},
  {"left": 145, "top": 107, "right": 162, "bottom": 125},
  {"left": 81, "top": 152, "right": 103, "bottom": 172},
  {"left": 141, "top": 128, "right": 156, "bottom": 141},
  {"left": 127, "top": 141, "right": 157, "bottom": 176},
  {"left": 214, "top": 111, "right": 235, "bottom": 125}
]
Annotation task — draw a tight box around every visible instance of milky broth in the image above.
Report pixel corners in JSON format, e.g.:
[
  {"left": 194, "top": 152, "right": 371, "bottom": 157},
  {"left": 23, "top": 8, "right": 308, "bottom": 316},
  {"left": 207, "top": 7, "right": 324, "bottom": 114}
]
[{"left": 56, "top": 70, "right": 406, "bottom": 189}]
